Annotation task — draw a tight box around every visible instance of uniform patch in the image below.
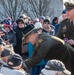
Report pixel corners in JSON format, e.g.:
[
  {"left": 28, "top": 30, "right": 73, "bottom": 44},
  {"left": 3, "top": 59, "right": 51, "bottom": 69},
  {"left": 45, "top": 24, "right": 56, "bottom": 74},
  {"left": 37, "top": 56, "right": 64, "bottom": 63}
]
[
  {"left": 38, "top": 39, "right": 43, "bottom": 44},
  {"left": 63, "top": 26, "right": 67, "bottom": 30},
  {"left": 36, "top": 39, "right": 43, "bottom": 47}
]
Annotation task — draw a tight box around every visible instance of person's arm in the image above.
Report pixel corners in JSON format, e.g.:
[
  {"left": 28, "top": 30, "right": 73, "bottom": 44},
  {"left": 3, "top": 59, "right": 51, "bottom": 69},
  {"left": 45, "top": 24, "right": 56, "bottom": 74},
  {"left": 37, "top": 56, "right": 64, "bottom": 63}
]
[
  {"left": 11, "top": 33, "right": 17, "bottom": 46},
  {"left": 24, "top": 39, "right": 52, "bottom": 68},
  {"left": 56, "top": 22, "right": 63, "bottom": 39}
]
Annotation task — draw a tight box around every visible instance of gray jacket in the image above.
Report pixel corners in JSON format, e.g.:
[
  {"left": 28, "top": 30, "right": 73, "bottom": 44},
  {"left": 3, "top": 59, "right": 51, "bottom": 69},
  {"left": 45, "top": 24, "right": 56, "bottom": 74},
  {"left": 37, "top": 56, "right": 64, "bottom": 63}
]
[{"left": 0, "top": 66, "right": 28, "bottom": 75}]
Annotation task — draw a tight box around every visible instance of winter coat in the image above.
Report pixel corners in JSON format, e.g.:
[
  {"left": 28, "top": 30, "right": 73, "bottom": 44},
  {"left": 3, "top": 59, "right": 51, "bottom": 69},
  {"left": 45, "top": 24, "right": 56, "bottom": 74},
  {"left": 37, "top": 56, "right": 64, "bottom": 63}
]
[
  {"left": 24, "top": 33, "right": 74, "bottom": 74},
  {"left": 1, "top": 29, "right": 16, "bottom": 46},
  {"left": 14, "top": 27, "right": 24, "bottom": 56},
  {"left": 57, "top": 19, "right": 74, "bottom": 40}
]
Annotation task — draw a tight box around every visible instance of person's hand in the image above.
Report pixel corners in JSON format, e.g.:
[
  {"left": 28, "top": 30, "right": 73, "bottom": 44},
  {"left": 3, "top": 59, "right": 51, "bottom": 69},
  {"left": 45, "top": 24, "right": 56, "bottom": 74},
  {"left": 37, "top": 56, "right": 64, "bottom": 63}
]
[
  {"left": 67, "top": 39, "right": 74, "bottom": 45},
  {"left": 22, "top": 63, "right": 26, "bottom": 71},
  {"left": 0, "top": 31, "right": 5, "bottom": 37},
  {"left": 4, "top": 40, "right": 10, "bottom": 45}
]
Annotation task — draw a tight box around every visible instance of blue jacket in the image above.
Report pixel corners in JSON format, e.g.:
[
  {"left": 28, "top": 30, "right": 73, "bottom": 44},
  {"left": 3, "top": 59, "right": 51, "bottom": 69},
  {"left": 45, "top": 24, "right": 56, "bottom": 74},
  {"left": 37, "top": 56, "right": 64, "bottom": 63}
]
[{"left": 28, "top": 42, "right": 46, "bottom": 66}]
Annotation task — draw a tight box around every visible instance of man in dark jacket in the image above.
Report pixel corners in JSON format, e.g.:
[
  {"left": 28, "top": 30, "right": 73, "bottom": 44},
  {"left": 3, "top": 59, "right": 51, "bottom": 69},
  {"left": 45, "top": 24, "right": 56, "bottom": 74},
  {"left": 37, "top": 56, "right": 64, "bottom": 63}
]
[{"left": 22, "top": 24, "right": 74, "bottom": 75}]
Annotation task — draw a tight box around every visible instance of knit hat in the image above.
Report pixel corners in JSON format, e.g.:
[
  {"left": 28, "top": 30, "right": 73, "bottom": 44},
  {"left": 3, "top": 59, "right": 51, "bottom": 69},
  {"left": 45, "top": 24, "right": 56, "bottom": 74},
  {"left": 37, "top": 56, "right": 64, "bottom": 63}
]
[
  {"left": 16, "top": 19, "right": 25, "bottom": 24},
  {"left": 43, "top": 19, "right": 50, "bottom": 24},
  {"left": 39, "top": 16, "right": 45, "bottom": 20},
  {"left": 4, "top": 19, "right": 11, "bottom": 26},
  {"left": 7, "top": 54, "right": 23, "bottom": 67},
  {"left": 34, "top": 22, "right": 43, "bottom": 29},
  {"left": 4, "top": 19, "right": 12, "bottom": 30},
  {"left": 1, "top": 49, "right": 12, "bottom": 57}
]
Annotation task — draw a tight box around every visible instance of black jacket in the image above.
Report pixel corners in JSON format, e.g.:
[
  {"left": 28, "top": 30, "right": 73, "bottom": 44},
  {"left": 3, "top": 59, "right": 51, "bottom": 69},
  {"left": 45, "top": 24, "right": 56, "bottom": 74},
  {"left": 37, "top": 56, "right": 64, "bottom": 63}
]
[
  {"left": 24, "top": 33, "right": 74, "bottom": 73},
  {"left": 14, "top": 27, "right": 24, "bottom": 55}
]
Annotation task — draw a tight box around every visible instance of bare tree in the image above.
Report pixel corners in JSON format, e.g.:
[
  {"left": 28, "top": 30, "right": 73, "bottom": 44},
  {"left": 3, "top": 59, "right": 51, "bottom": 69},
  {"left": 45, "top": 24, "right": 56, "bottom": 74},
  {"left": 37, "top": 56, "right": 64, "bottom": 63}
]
[
  {"left": 0, "top": 0, "right": 24, "bottom": 22},
  {"left": 21, "top": 0, "right": 54, "bottom": 19},
  {"left": 0, "top": 0, "right": 63, "bottom": 22}
]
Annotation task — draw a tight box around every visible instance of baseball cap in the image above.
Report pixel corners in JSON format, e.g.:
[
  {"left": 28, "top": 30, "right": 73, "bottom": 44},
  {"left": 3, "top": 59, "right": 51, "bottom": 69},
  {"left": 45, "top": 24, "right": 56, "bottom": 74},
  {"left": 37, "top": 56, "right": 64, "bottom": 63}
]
[
  {"left": 1, "top": 49, "right": 12, "bottom": 57},
  {"left": 41, "top": 59, "right": 71, "bottom": 75},
  {"left": 64, "top": 2, "right": 74, "bottom": 11},
  {"left": 7, "top": 54, "right": 23, "bottom": 67}
]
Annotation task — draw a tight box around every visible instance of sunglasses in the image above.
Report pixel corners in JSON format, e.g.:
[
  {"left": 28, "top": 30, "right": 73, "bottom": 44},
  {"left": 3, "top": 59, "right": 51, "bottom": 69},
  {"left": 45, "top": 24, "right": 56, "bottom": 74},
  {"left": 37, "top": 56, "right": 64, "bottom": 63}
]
[{"left": 4, "top": 26, "right": 10, "bottom": 28}]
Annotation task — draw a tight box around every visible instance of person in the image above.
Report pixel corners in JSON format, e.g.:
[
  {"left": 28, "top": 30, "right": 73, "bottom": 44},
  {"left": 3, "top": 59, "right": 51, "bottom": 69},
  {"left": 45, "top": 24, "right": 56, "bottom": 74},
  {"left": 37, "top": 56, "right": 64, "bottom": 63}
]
[
  {"left": 42, "top": 19, "right": 55, "bottom": 35},
  {"left": 0, "top": 49, "right": 13, "bottom": 66},
  {"left": 40, "top": 59, "right": 71, "bottom": 75},
  {"left": 55, "top": 10, "right": 67, "bottom": 35},
  {"left": 1, "top": 19, "right": 16, "bottom": 47},
  {"left": 22, "top": 24, "right": 74, "bottom": 75},
  {"left": 19, "top": 14, "right": 29, "bottom": 26},
  {"left": 38, "top": 16, "right": 45, "bottom": 25},
  {"left": 0, "top": 54, "right": 29, "bottom": 75},
  {"left": 27, "top": 40, "right": 46, "bottom": 75},
  {"left": 57, "top": 2, "right": 74, "bottom": 48},
  {"left": 0, "top": 38, "right": 6, "bottom": 52},
  {"left": 33, "top": 18, "right": 39, "bottom": 24},
  {"left": 14, "top": 19, "right": 25, "bottom": 56},
  {"left": 52, "top": 17, "right": 58, "bottom": 26}
]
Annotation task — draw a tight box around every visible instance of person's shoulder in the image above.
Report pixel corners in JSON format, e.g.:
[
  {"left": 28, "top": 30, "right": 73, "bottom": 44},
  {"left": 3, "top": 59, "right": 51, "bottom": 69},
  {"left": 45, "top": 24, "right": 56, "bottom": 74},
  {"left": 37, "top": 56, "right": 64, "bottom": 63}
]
[
  {"left": 9, "top": 30, "right": 16, "bottom": 34},
  {"left": 39, "top": 33, "right": 49, "bottom": 38},
  {"left": 39, "top": 33, "right": 52, "bottom": 42},
  {"left": 16, "top": 69, "right": 28, "bottom": 75},
  {"left": 0, "top": 59, "right": 7, "bottom": 66}
]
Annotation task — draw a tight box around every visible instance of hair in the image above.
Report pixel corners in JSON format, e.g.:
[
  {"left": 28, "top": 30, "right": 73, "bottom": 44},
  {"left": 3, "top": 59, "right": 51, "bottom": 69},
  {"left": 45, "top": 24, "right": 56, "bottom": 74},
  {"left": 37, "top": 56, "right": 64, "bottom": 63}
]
[{"left": 43, "top": 19, "right": 50, "bottom": 24}]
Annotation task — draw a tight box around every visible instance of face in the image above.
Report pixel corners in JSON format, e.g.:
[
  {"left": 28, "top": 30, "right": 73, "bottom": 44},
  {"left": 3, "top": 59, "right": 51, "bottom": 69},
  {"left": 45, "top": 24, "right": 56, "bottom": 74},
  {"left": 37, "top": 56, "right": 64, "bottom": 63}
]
[
  {"left": 1, "top": 56, "right": 8, "bottom": 62},
  {"left": 25, "top": 33, "right": 38, "bottom": 45},
  {"left": 24, "top": 18, "right": 29, "bottom": 23},
  {"left": 18, "top": 21, "right": 24, "bottom": 28},
  {"left": 62, "top": 14, "right": 68, "bottom": 20},
  {"left": 66, "top": 9, "right": 74, "bottom": 20},
  {"left": 39, "top": 19, "right": 44, "bottom": 24},
  {"left": 4, "top": 26, "right": 10, "bottom": 32},
  {"left": 43, "top": 22, "right": 51, "bottom": 31}
]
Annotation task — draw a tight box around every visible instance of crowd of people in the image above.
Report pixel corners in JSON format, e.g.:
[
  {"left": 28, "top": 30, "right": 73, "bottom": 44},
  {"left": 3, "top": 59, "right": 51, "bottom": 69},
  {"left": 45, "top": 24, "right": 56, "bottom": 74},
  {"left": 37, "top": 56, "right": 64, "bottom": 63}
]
[{"left": 0, "top": 1, "right": 74, "bottom": 75}]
